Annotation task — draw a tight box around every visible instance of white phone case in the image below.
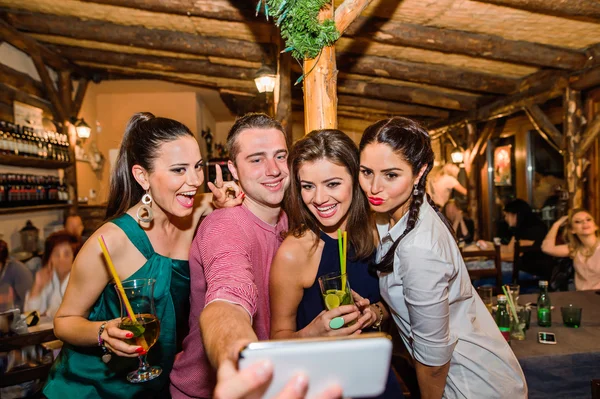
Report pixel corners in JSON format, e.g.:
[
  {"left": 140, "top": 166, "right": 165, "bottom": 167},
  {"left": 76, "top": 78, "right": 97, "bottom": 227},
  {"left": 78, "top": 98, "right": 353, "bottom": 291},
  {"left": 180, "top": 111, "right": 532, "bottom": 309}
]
[{"left": 238, "top": 333, "right": 392, "bottom": 399}]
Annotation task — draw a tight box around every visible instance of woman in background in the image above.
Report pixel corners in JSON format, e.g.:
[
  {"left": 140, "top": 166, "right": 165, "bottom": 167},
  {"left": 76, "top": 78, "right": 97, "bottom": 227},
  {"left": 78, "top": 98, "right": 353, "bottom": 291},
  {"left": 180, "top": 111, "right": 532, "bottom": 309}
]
[
  {"left": 270, "top": 129, "right": 403, "bottom": 398},
  {"left": 428, "top": 163, "right": 466, "bottom": 208},
  {"left": 542, "top": 209, "right": 600, "bottom": 290},
  {"left": 44, "top": 113, "right": 238, "bottom": 398},
  {"left": 24, "top": 231, "right": 78, "bottom": 318},
  {"left": 358, "top": 117, "right": 527, "bottom": 398}
]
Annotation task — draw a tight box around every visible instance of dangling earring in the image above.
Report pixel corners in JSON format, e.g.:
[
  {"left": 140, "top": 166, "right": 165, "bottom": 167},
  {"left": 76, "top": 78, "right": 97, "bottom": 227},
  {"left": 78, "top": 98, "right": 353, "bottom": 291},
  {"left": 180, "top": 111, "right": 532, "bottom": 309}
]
[
  {"left": 136, "top": 190, "right": 154, "bottom": 223},
  {"left": 413, "top": 184, "right": 419, "bottom": 196}
]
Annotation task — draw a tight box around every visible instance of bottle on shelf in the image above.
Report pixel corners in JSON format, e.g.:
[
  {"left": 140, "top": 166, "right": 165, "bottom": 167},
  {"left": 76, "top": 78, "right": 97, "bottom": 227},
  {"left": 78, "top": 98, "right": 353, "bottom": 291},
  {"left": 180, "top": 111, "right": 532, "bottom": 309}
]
[{"left": 0, "top": 173, "right": 70, "bottom": 208}]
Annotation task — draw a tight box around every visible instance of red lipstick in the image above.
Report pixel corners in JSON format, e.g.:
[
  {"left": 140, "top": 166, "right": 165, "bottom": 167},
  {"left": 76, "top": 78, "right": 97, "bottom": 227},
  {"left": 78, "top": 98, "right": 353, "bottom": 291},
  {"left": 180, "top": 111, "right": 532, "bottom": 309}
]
[{"left": 368, "top": 197, "right": 384, "bottom": 206}]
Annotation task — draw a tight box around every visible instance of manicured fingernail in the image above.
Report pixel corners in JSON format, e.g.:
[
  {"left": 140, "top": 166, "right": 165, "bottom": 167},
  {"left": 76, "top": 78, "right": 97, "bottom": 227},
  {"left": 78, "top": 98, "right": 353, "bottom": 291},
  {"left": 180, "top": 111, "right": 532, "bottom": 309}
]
[
  {"left": 293, "top": 374, "right": 308, "bottom": 394},
  {"left": 135, "top": 347, "right": 145, "bottom": 353},
  {"left": 126, "top": 332, "right": 133, "bottom": 338}
]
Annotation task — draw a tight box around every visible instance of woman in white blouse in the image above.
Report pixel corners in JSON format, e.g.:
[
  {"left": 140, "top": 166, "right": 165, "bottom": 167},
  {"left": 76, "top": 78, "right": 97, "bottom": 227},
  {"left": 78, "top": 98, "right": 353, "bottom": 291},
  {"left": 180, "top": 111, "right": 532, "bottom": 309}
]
[
  {"left": 358, "top": 117, "right": 527, "bottom": 399},
  {"left": 25, "top": 231, "right": 78, "bottom": 318}
]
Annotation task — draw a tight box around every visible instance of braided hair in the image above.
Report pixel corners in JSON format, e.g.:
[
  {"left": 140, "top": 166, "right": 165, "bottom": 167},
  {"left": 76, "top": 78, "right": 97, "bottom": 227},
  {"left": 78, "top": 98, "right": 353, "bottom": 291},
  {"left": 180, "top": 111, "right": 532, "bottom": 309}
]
[{"left": 359, "top": 117, "right": 454, "bottom": 274}]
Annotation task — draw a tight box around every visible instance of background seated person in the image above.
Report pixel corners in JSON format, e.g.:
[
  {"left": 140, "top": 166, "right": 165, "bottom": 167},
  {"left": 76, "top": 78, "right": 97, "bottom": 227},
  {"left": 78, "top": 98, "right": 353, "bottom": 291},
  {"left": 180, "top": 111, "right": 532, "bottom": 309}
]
[
  {"left": 479, "top": 199, "right": 553, "bottom": 280},
  {"left": 444, "top": 200, "right": 475, "bottom": 245},
  {"left": 24, "top": 232, "right": 78, "bottom": 318},
  {"left": 0, "top": 239, "right": 33, "bottom": 312},
  {"left": 542, "top": 209, "right": 600, "bottom": 291},
  {"left": 64, "top": 214, "right": 86, "bottom": 246}
]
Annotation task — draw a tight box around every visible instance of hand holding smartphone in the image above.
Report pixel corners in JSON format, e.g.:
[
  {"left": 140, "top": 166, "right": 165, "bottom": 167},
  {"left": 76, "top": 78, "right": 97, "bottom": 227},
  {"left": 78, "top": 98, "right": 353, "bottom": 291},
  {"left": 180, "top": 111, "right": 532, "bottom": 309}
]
[{"left": 238, "top": 333, "right": 392, "bottom": 399}]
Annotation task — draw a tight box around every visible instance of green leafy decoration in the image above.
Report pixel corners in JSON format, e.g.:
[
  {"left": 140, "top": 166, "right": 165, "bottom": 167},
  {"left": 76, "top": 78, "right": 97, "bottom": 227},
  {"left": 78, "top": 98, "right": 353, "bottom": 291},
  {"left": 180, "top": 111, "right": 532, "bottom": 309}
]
[{"left": 257, "top": 0, "right": 340, "bottom": 60}]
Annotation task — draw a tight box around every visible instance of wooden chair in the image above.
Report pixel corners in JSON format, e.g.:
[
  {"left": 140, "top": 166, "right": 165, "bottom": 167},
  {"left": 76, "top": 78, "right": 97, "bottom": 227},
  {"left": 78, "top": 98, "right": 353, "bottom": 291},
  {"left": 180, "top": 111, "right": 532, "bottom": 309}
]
[
  {"left": 461, "top": 243, "right": 503, "bottom": 293},
  {"left": 0, "top": 328, "right": 56, "bottom": 389}
]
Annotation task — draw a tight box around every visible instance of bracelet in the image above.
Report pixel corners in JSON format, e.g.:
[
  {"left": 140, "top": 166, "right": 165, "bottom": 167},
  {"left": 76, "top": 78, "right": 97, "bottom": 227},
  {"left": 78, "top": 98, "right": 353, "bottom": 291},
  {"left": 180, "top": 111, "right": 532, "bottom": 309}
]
[
  {"left": 372, "top": 303, "right": 384, "bottom": 331},
  {"left": 98, "top": 321, "right": 112, "bottom": 364}
]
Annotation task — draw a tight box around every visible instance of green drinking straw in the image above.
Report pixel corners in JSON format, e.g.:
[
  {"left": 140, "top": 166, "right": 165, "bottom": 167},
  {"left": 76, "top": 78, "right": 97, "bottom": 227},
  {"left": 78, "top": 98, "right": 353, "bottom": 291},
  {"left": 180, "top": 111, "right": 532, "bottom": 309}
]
[
  {"left": 502, "top": 285, "right": 522, "bottom": 336},
  {"left": 337, "top": 229, "right": 347, "bottom": 289}
]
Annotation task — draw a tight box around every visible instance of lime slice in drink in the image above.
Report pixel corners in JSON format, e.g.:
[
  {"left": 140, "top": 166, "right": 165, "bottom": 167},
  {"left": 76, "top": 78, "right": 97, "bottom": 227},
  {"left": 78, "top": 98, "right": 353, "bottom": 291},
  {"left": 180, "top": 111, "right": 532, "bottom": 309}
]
[
  {"left": 121, "top": 322, "right": 146, "bottom": 337},
  {"left": 324, "top": 293, "right": 341, "bottom": 310}
]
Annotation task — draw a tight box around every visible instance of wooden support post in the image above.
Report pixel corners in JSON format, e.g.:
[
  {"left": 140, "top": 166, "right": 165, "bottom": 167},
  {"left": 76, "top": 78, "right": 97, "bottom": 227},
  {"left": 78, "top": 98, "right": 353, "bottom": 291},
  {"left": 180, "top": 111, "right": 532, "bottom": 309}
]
[
  {"left": 577, "top": 114, "right": 600, "bottom": 158},
  {"left": 563, "top": 87, "right": 584, "bottom": 208},
  {"left": 58, "top": 70, "right": 73, "bottom": 119},
  {"left": 303, "top": 3, "right": 337, "bottom": 133},
  {"left": 464, "top": 122, "right": 479, "bottom": 239},
  {"left": 275, "top": 37, "right": 292, "bottom": 141},
  {"left": 72, "top": 78, "right": 89, "bottom": 117},
  {"left": 303, "top": 0, "right": 374, "bottom": 134}
]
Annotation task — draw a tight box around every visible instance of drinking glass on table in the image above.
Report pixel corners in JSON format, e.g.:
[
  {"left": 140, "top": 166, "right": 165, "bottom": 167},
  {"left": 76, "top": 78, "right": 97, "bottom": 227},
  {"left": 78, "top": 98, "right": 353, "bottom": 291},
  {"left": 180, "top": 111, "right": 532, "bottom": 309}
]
[
  {"left": 477, "top": 286, "right": 494, "bottom": 314},
  {"left": 507, "top": 284, "right": 520, "bottom": 307},
  {"left": 116, "top": 278, "right": 161, "bottom": 383}
]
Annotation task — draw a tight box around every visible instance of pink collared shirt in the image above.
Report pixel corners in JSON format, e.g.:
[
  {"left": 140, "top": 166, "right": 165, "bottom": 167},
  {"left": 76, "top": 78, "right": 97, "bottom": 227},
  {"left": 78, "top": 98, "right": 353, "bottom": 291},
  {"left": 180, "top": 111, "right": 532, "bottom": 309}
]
[{"left": 170, "top": 205, "right": 287, "bottom": 399}]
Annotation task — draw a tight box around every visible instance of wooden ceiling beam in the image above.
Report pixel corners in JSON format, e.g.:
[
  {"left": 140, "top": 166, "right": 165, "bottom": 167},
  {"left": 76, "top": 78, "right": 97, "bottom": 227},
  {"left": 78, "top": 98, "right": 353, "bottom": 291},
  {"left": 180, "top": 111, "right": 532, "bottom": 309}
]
[
  {"left": 48, "top": 45, "right": 255, "bottom": 81},
  {"left": 30, "top": 51, "right": 67, "bottom": 121},
  {"left": 473, "top": 0, "right": 600, "bottom": 24},
  {"left": 63, "top": 0, "right": 585, "bottom": 70},
  {"left": 338, "top": 79, "right": 482, "bottom": 111},
  {"left": 80, "top": 0, "right": 254, "bottom": 22},
  {"left": 338, "top": 54, "right": 518, "bottom": 94},
  {"left": 337, "top": 95, "right": 450, "bottom": 118},
  {"left": 344, "top": 17, "right": 587, "bottom": 70},
  {"left": 3, "top": 12, "right": 274, "bottom": 63},
  {"left": 0, "top": 62, "right": 45, "bottom": 99},
  {"left": 0, "top": 19, "right": 86, "bottom": 76},
  {"left": 92, "top": 65, "right": 257, "bottom": 93},
  {"left": 524, "top": 104, "right": 564, "bottom": 149},
  {"left": 429, "top": 74, "right": 569, "bottom": 135},
  {"left": 0, "top": 82, "right": 53, "bottom": 115},
  {"left": 570, "top": 64, "right": 600, "bottom": 91}
]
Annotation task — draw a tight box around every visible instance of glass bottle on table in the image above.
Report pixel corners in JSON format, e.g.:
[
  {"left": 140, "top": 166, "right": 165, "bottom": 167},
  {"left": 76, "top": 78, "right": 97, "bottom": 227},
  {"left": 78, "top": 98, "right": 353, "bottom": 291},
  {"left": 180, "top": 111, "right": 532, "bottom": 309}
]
[
  {"left": 537, "top": 280, "right": 552, "bottom": 327},
  {"left": 496, "top": 295, "right": 511, "bottom": 343}
]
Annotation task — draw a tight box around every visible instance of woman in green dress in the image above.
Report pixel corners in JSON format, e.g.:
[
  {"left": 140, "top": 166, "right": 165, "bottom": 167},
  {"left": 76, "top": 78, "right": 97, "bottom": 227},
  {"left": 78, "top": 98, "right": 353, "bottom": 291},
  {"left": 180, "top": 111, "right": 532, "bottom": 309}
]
[{"left": 44, "top": 113, "right": 240, "bottom": 398}]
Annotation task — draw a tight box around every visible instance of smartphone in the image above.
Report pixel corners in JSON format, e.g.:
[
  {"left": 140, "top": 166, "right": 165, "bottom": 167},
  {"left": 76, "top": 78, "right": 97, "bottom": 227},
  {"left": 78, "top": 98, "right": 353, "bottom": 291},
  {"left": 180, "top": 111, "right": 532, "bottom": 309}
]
[
  {"left": 538, "top": 332, "right": 557, "bottom": 344},
  {"left": 238, "top": 333, "right": 392, "bottom": 399}
]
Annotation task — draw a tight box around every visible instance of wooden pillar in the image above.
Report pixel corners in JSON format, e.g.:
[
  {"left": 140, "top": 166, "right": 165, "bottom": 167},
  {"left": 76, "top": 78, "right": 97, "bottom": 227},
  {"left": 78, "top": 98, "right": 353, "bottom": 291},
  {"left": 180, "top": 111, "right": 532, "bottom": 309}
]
[
  {"left": 303, "top": 4, "right": 337, "bottom": 133},
  {"left": 275, "top": 37, "right": 293, "bottom": 142},
  {"left": 464, "top": 123, "right": 479, "bottom": 238},
  {"left": 563, "top": 87, "right": 584, "bottom": 208}
]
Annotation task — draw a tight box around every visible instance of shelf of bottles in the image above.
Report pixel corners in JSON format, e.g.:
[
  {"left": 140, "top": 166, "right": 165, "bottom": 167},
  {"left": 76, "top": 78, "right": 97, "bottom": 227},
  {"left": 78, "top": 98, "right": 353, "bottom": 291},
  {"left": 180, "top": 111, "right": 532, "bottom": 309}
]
[
  {"left": 0, "top": 120, "right": 72, "bottom": 169},
  {"left": 0, "top": 173, "right": 70, "bottom": 209}
]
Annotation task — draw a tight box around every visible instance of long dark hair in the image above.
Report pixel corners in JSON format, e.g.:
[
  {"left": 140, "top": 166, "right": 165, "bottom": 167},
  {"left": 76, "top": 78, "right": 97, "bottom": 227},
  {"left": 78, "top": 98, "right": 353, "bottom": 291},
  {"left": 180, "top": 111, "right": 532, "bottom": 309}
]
[
  {"left": 105, "top": 112, "right": 195, "bottom": 220},
  {"left": 286, "top": 129, "right": 374, "bottom": 260},
  {"left": 503, "top": 199, "right": 543, "bottom": 238},
  {"left": 359, "top": 117, "right": 453, "bottom": 273}
]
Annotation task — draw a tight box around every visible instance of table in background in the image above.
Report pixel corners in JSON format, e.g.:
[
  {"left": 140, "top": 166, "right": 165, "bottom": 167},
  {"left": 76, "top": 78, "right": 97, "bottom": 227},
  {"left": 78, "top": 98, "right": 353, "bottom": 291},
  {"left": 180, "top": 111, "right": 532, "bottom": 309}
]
[{"left": 511, "top": 290, "right": 600, "bottom": 399}]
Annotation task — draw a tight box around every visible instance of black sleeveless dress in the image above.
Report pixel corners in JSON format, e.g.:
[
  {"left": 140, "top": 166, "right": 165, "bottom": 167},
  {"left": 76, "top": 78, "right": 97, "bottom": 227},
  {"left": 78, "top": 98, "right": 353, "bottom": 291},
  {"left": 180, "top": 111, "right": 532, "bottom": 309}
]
[{"left": 296, "top": 232, "right": 404, "bottom": 399}]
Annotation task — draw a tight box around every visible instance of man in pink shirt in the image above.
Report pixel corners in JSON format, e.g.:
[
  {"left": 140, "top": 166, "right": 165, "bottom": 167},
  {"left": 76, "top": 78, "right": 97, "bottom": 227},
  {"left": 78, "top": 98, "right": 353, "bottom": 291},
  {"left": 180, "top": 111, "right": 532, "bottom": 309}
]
[{"left": 170, "top": 113, "right": 291, "bottom": 398}]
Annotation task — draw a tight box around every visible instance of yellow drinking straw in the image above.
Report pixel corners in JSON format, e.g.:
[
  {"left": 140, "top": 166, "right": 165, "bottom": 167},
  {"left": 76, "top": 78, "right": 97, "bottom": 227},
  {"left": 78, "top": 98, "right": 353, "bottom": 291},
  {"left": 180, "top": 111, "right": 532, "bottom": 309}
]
[{"left": 98, "top": 235, "right": 136, "bottom": 322}]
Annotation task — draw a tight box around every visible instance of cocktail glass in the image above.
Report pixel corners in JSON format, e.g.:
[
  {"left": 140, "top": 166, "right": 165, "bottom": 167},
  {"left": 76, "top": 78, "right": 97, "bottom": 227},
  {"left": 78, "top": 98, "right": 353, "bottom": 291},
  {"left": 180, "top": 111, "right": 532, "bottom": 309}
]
[{"left": 116, "top": 278, "right": 161, "bottom": 383}]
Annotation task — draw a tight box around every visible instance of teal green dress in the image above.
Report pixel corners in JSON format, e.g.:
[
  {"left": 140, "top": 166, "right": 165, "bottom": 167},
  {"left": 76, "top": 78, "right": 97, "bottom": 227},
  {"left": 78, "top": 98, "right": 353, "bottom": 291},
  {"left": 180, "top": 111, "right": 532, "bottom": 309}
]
[{"left": 43, "top": 214, "right": 191, "bottom": 398}]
